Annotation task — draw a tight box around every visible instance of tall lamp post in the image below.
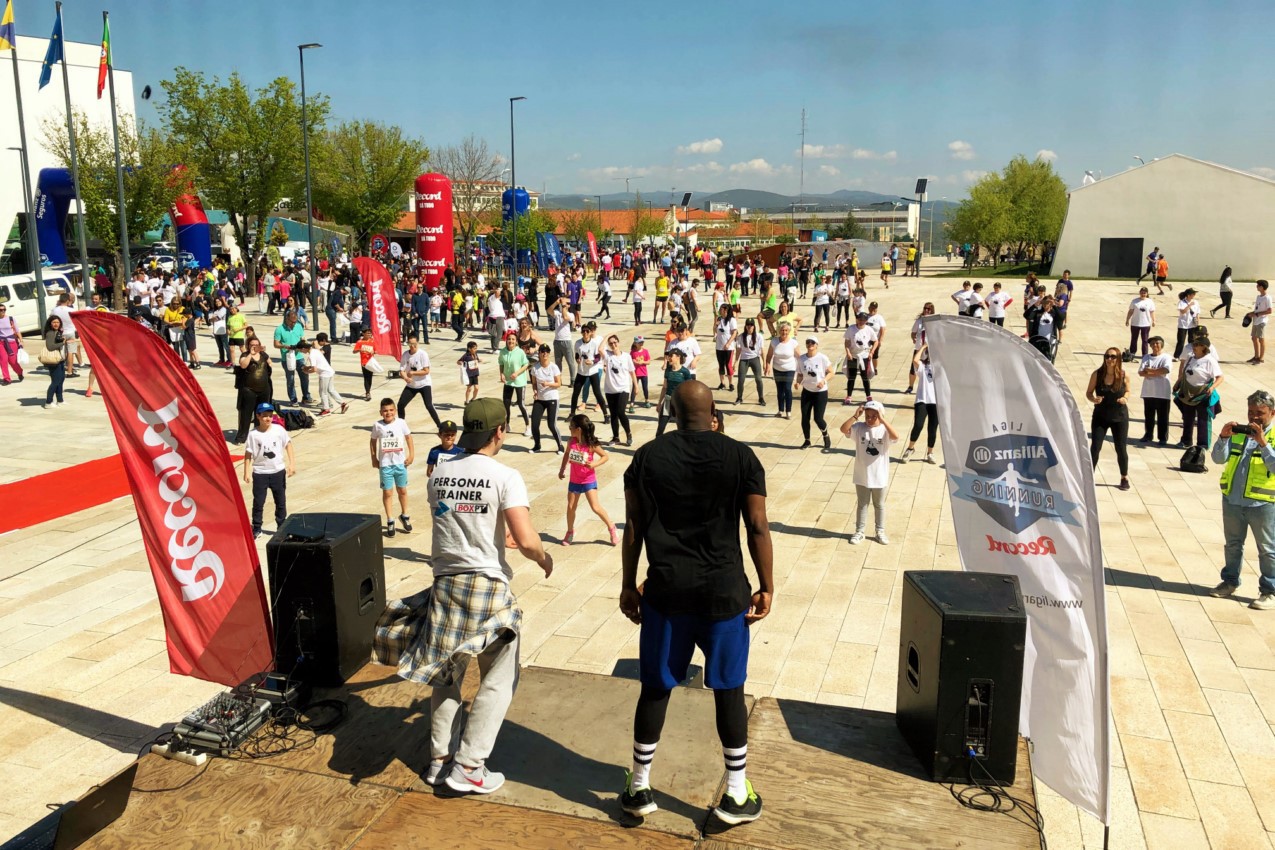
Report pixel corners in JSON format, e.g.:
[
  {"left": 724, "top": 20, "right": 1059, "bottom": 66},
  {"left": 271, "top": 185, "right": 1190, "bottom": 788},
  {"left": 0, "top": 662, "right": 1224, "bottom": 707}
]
[
  {"left": 509, "top": 95, "right": 526, "bottom": 282},
  {"left": 298, "top": 42, "right": 321, "bottom": 309},
  {"left": 8, "top": 146, "right": 47, "bottom": 326}
]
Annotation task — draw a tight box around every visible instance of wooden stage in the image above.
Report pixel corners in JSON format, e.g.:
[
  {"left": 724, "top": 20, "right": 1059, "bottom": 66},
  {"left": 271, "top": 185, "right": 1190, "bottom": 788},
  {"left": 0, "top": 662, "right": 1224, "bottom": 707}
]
[{"left": 76, "top": 665, "right": 1041, "bottom": 849}]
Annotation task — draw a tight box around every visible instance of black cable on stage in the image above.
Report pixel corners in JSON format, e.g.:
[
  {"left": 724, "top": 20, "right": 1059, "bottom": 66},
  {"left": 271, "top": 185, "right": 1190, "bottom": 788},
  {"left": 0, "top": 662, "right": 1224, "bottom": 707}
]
[{"left": 946, "top": 753, "right": 1048, "bottom": 850}]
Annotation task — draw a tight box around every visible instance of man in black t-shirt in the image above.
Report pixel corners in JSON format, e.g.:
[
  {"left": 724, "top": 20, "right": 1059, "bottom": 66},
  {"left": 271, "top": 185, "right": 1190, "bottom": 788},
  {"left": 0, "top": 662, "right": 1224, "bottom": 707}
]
[{"left": 618, "top": 380, "right": 774, "bottom": 826}]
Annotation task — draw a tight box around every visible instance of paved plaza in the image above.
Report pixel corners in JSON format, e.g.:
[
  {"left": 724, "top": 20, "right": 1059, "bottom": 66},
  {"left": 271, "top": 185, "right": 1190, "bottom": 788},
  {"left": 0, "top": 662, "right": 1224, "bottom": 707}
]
[{"left": 1, "top": 260, "right": 1272, "bottom": 848}]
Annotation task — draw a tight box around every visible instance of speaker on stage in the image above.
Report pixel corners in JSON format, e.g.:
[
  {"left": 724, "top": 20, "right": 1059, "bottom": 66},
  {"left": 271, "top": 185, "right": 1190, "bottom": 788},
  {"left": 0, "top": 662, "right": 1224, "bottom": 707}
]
[
  {"left": 896, "top": 571, "right": 1026, "bottom": 784},
  {"left": 266, "top": 513, "right": 385, "bottom": 686}
]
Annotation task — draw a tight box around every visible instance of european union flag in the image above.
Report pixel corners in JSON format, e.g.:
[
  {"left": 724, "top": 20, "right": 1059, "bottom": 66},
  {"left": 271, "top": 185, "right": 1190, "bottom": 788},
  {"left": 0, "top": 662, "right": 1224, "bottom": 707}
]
[{"left": 38, "top": 7, "right": 63, "bottom": 89}]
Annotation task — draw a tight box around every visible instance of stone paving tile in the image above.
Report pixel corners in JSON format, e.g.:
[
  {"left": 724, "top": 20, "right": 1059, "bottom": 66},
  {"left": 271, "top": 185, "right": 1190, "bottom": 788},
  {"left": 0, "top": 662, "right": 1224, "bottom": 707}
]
[{"left": 3, "top": 267, "right": 1275, "bottom": 845}]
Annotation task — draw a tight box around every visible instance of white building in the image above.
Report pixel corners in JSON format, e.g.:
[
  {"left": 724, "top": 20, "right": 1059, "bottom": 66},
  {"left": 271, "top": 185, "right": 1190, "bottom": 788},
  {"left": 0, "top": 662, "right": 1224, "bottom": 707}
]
[
  {"left": 1051, "top": 154, "right": 1275, "bottom": 280},
  {"left": 0, "top": 35, "right": 136, "bottom": 270}
]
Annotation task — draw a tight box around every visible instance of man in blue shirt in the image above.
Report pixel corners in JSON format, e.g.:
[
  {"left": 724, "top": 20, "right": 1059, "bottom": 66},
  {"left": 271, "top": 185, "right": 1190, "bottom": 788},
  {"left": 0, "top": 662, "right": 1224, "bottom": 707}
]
[
  {"left": 1209, "top": 390, "right": 1275, "bottom": 610},
  {"left": 273, "top": 310, "right": 313, "bottom": 405}
]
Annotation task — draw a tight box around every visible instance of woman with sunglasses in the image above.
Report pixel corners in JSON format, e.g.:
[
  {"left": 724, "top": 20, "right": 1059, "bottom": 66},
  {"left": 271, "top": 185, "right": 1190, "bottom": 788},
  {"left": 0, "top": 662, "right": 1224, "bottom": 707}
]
[
  {"left": 1086, "top": 347, "right": 1132, "bottom": 491},
  {"left": 796, "top": 336, "right": 833, "bottom": 450}
]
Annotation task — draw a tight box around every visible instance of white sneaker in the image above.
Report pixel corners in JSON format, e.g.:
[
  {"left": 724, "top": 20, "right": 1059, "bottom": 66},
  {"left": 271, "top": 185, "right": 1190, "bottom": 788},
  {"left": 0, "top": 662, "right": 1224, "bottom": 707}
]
[
  {"left": 1250, "top": 593, "right": 1275, "bottom": 611},
  {"left": 900, "top": 448, "right": 914, "bottom": 464},
  {"left": 444, "top": 763, "right": 505, "bottom": 795},
  {"left": 42, "top": 402, "right": 55, "bottom": 410},
  {"left": 876, "top": 531, "right": 889, "bottom": 545},
  {"left": 424, "top": 758, "right": 453, "bottom": 786},
  {"left": 849, "top": 531, "right": 865, "bottom": 545},
  {"left": 523, "top": 426, "right": 532, "bottom": 437}
]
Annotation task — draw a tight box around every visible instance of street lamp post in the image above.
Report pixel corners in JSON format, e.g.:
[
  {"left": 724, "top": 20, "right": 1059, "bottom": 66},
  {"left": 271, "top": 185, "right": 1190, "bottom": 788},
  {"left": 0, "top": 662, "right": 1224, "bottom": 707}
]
[
  {"left": 509, "top": 96, "right": 526, "bottom": 283},
  {"left": 298, "top": 42, "right": 321, "bottom": 309}
]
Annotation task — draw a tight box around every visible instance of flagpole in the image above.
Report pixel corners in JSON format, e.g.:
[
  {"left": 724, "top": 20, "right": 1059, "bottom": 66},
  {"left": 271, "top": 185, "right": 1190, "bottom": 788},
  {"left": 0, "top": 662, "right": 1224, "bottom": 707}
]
[
  {"left": 103, "top": 10, "right": 129, "bottom": 306},
  {"left": 9, "top": 45, "right": 48, "bottom": 326},
  {"left": 55, "top": 1, "right": 91, "bottom": 300}
]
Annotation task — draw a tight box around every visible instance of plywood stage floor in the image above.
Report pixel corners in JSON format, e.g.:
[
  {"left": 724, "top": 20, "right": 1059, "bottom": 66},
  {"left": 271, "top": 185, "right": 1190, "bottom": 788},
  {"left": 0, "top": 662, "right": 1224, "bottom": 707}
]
[{"left": 74, "top": 664, "right": 1041, "bottom": 849}]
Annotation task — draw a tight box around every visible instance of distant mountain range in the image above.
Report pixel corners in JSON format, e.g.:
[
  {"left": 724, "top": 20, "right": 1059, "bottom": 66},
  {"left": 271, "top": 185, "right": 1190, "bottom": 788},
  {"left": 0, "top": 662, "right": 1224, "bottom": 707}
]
[{"left": 542, "top": 188, "right": 942, "bottom": 212}]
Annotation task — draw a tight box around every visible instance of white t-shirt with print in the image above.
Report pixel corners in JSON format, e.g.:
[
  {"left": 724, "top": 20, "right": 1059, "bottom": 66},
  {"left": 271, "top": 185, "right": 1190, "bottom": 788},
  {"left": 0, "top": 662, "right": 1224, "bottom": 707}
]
[
  {"left": 851, "top": 421, "right": 895, "bottom": 488},
  {"left": 245, "top": 424, "right": 290, "bottom": 475},
  {"left": 672, "top": 336, "right": 702, "bottom": 374},
  {"left": 1254, "top": 293, "right": 1272, "bottom": 327},
  {"left": 1177, "top": 299, "right": 1200, "bottom": 330},
  {"left": 401, "top": 349, "right": 432, "bottom": 388},
  {"left": 372, "top": 418, "right": 412, "bottom": 467},
  {"left": 915, "top": 360, "right": 937, "bottom": 405},
  {"left": 714, "top": 317, "right": 738, "bottom": 350},
  {"left": 1182, "top": 352, "right": 1221, "bottom": 388},
  {"left": 531, "top": 363, "right": 561, "bottom": 401},
  {"left": 1139, "top": 353, "right": 1173, "bottom": 400},
  {"left": 1129, "top": 297, "right": 1155, "bottom": 328},
  {"left": 987, "top": 291, "right": 1010, "bottom": 319},
  {"left": 428, "top": 453, "right": 530, "bottom": 583},
  {"left": 844, "top": 324, "right": 878, "bottom": 361},
  {"left": 796, "top": 352, "right": 833, "bottom": 392},
  {"left": 575, "top": 337, "right": 602, "bottom": 376},
  {"left": 602, "top": 351, "right": 634, "bottom": 395}
]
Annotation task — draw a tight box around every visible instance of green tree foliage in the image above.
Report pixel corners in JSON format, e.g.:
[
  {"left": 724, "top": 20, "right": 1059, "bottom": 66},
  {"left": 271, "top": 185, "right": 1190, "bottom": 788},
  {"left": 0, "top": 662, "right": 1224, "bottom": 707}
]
[
  {"left": 630, "top": 192, "right": 667, "bottom": 244},
  {"left": 268, "top": 220, "right": 290, "bottom": 246},
  {"left": 485, "top": 208, "right": 558, "bottom": 254},
  {"left": 556, "top": 209, "right": 601, "bottom": 244},
  {"left": 431, "top": 135, "right": 503, "bottom": 250},
  {"left": 311, "top": 120, "right": 428, "bottom": 250},
  {"left": 948, "top": 154, "right": 1066, "bottom": 266},
  {"left": 158, "top": 68, "right": 328, "bottom": 288},
  {"left": 41, "top": 110, "right": 181, "bottom": 302},
  {"left": 829, "top": 211, "right": 865, "bottom": 240}
]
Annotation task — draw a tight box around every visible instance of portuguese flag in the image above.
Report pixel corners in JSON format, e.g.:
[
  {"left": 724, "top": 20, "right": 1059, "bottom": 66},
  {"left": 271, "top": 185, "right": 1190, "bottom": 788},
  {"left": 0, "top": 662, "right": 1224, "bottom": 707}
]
[{"left": 96, "top": 14, "right": 110, "bottom": 99}]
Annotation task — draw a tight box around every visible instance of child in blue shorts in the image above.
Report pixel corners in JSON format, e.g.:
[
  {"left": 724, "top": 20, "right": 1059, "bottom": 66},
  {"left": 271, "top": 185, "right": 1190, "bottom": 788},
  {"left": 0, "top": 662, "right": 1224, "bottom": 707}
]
[{"left": 369, "top": 397, "right": 414, "bottom": 537}]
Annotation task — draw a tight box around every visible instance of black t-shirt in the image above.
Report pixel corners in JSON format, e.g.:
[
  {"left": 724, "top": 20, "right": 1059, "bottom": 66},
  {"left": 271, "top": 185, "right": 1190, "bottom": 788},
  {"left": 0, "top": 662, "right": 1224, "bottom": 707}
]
[{"left": 624, "top": 430, "right": 766, "bottom": 619}]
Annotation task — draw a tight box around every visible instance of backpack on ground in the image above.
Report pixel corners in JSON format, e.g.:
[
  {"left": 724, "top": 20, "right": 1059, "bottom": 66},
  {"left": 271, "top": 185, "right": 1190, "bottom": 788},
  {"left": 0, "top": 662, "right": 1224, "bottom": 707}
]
[
  {"left": 274, "top": 404, "right": 314, "bottom": 431},
  {"left": 1180, "top": 445, "right": 1207, "bottom": 473},
  {"left": 1122, "top": 349, "right": 1137, "bottom": 363}
]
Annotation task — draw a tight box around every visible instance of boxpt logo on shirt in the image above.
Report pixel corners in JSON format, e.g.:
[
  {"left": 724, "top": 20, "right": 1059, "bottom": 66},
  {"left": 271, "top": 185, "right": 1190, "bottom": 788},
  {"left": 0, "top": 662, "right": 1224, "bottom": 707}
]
[{"left": 951, "top": 432, "right": 1080, "bottom": 534}]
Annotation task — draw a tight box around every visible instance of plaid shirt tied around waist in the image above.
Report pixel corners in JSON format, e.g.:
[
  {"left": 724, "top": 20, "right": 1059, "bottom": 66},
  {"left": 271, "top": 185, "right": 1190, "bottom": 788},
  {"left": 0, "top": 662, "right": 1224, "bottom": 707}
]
[{"left": 371, "top": 572, "right": 522, "bottom": 687}]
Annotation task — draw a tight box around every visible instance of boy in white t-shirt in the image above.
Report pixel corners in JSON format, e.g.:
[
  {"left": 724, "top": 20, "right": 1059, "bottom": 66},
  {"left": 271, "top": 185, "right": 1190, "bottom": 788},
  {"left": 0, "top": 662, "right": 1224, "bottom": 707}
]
[
  {"left": 242, "top": 402, "right": 296, "bottom": 539},
  {"left": 370, "top": 397, "right": 415, "bottom": 537},
  {"left": 839, "top": 400, "right": 899, "bottom": 545},
  {"left": 300, "top": 336, "right": 348, "bottom": 416}
]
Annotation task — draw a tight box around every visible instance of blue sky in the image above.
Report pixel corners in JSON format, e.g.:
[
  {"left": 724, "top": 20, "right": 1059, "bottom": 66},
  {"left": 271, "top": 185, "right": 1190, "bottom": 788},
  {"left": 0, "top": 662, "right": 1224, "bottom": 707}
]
[{"left": 15, "top": 0, "right": 1275, "bottom": 198}]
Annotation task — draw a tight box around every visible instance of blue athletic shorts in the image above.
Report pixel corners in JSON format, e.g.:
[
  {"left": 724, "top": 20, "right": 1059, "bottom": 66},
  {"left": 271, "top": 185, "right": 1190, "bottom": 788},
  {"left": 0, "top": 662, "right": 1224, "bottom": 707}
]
[
  {"left": 639, "top": 597, "right": 749, "bottom": 690},
  {"left": 379, "top": 464, "right": 408, "bottom": 490},
  {"left": 567, "top": 481, "right": 597, "bottom": 494}
]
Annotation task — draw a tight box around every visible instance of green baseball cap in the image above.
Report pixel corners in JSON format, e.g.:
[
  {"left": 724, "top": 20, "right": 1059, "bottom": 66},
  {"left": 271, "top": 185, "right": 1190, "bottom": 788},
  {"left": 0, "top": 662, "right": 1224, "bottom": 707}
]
[{"left": 458, "top": 398, "right": 508, "bottom": 451}]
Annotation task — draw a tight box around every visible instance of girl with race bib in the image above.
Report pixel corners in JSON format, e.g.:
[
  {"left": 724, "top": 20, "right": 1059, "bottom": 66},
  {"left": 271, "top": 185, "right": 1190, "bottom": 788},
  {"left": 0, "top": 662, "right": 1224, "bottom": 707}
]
[{"left": 558, "top": 414, "right": 618, "bottom": 547}]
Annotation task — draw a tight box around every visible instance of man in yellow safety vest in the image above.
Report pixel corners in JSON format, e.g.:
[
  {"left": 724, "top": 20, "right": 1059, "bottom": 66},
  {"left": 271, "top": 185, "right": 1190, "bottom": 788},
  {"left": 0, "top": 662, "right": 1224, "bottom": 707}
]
[{"left": 1209, "top": 389, "right": 1275, "bottom": 609}]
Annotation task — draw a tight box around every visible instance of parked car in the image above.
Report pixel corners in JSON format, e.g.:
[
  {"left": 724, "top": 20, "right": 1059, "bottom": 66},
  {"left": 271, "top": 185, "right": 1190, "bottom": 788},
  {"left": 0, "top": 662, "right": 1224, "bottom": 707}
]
[{"left": 0, "top": 271, "right": 72, "bottom": 333}]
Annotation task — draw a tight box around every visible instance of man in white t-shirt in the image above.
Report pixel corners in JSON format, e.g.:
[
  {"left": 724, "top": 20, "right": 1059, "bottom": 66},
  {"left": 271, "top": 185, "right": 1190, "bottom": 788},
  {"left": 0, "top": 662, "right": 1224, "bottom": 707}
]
[
  {"left": 1247, "top": 280, "right": 1271, "bottom": 365},
  {"left": 396, "top": 397, "right": 553, "bottom": 796},
  {"left": 839, "top": 399, "right": 898, "bottom": 545},
  {"left": 370, "top": 397, "right": 414, "bottom": 537},
  {"left": 242, "top": 402, "right": 295, "bottom": 538},
  {"left": 397, "top": 335, "right": 441, "bottom": 429}
]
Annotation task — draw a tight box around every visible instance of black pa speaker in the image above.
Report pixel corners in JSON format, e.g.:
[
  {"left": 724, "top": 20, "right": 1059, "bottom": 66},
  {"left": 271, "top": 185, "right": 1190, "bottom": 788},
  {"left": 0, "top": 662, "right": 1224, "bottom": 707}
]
[
  {"left": 896, "top": 571, "right": 1026, "bottom": 784},
  {"left": 266, "top": 513, "right": 385, "bottom": 686}
]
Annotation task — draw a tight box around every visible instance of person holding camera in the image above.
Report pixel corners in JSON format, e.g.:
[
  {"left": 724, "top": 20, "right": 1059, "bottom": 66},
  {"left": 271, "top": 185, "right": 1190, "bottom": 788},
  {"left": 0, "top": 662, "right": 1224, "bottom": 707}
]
[{"left": 1209, "top": 390, "right": 1275, "bottom": 610}]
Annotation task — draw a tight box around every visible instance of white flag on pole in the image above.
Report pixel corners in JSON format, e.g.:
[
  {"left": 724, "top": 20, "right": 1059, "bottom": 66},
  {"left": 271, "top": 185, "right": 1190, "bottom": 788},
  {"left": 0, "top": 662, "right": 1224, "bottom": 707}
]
[{"left": 923, "top": 315, "right": 1110, "bottom": 824}]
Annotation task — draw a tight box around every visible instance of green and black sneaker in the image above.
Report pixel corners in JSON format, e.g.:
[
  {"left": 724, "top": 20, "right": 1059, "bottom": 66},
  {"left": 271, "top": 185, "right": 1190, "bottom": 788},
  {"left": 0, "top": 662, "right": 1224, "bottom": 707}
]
[
  {"left": 714, "top": 779, "right": 763, "bottom": 825},
  {"left": 619, "top": 769, "right": 658, "bottom": 818}
]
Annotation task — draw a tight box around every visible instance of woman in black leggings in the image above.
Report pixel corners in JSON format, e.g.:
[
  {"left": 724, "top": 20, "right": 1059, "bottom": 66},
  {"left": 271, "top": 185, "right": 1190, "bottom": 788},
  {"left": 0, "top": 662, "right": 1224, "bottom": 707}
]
[
  {"left": 601, "top": 334, "right": 635, "bottom": 445},
  {"left": 901, "top": 346, "right": 939, "bottom": 463},
  {"left": 1086, "top": 346, "right": 1131, "bottom": 491}
]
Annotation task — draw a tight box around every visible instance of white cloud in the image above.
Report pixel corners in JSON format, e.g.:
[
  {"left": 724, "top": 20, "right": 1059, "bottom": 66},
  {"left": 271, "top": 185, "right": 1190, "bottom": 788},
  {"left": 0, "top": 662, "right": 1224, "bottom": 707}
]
[
  {"left": 818, "top": 165, "right": 841, "bottom": 177},
  {"left": 579, "top": 165, "right": 653, "bottom": 180},
  {"left": 729, "top": 158, "right": 777, "bottom": 176},
  {"left": 961, "top": 169, "right": 989, "bottom": 183},
  {"left": 948, "top": 140, "right": 976, "bottom": 161},
  {"left": 797, "top": 144, "right": 896, "bottom": 162},
  {"left": 1250, "top": 166, "right": 1275, "bottom": 179},
  {"left": 677, "top": 137, "right": 724, "bottom": 155},
  {"left": 685, "top": 161, "right": 724, "bottom": 174},
  {"left": 566, "top": 152, "right": 581, "bottom": 162},
  {"left": 1035, "top": 149, "right": 1057, "bottom": 162}
]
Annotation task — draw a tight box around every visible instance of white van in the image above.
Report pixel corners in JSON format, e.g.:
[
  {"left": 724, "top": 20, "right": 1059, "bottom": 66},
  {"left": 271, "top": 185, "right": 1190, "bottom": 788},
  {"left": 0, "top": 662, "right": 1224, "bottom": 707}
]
[{"left": 0, "top": 272, "right": 72, "bottom": 334}]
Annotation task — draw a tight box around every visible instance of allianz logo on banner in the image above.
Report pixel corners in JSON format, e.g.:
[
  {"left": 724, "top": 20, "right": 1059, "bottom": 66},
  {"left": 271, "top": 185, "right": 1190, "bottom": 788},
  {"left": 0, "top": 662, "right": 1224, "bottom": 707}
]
[{"left": 951, "top": 430, "right": 1081, "bottom": 541}]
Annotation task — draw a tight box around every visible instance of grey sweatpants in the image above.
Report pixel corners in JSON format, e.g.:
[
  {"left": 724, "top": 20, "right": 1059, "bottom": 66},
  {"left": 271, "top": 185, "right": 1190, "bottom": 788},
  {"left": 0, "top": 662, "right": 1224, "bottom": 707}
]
[
  {"left": 430, "top": 632, "right": 521, "bottom": 766},
  {"left": 855, "top": 485, "right": 886, "bottom": 534},
  {"left": 317, "top": 375, "right": 344, "bottom": 411},
  {"left": 553, "top": 339, "right": 577, "bottom": 383}
]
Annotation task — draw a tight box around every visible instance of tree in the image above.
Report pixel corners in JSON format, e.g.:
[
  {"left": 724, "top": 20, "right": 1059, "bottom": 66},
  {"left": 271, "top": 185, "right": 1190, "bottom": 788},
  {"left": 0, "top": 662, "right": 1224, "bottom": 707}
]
[
  {"left": 41, "top": 110, "right": 182, "bottom": 304},
  {"left": 947, "top": 154, "right": 1066, "bottom": 266},
  {"left": 311, "top": 120, "right": 428, "bottom": 250},
  {"left": 556, "top": 209, "right": 601, "bottom": 244},
  {"left": 268, "top": 220, "right": 290, "bottom": 246},
  {"left": 158, "top": 68, "right": 328, "bottom": 293},
  {"left": 630, "top": 192, "right": 666, "bottom": 244},
  {"left": 829, "top": 211, "right": 865, "bottom": 240},
  {"left": 432, "top": 134, "right": 503, "bottom": 249},
  {"left": 485, "top": 208, "right": 558, "bottom": 254}
]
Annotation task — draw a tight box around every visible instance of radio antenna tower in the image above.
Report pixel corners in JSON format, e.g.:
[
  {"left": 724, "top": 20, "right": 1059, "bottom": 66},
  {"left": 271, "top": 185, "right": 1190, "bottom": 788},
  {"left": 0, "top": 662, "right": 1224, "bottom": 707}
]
[{"left": 798, "top": 108, "right": 807, "bottom": 204}]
